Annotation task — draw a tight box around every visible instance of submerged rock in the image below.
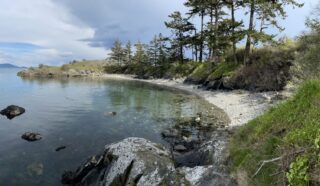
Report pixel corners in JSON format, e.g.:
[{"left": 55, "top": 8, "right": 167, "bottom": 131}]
[
  {"left": 56, "top": 146, "right": 67, "bottom": 152},
  {"left": 27, "top": 162, "right": 44, "bottom": 176},
  {"left": 21, "top": 132, "right": 42, "bottom": 142},
  {"left": 0, "top": 105, "right": 25, "bottom": 119},
  {"left": 104, "top": 111, "right": 117, "bottom": 117}
]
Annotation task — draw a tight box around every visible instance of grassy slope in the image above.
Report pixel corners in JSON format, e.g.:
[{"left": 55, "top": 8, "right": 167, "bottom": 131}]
[{"left": 229, "top": 80, "right": 320, "bottom": 185}]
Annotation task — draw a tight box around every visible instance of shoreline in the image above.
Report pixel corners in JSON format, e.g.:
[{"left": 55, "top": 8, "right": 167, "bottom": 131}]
[{"left": 101, "top": 74, "right": 292, "bottom": 127}]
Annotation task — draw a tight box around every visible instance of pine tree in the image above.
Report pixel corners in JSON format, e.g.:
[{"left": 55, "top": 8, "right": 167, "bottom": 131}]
[
  {"left": 110, "top": 39, "right": 125, "bottom": 64},
  {"left": 123, "top": 41, "right": 133, "bottom": 64},
  {"left": 133, "top": 41, "right": 147, "bottom": 64},
  {"left": 184, "top": 0, "right": 208, "bottom": 62},
  {"left": 165, "top": 11, "right": 194, "bottom": 63}
]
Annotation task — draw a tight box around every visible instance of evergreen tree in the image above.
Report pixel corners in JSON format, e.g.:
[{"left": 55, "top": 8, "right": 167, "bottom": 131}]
[
  {"left": 123, "top": 41, "right": 133, "bottom": 64},
  {"left": 243, "top": 0, "right": 303, "bottom": 64},
  {"left": 165, "top": 11, "right": 194, "bottom": 63},
  {"left": 133, "top": 41, "right": 147, "bottom": 64},
  {"left": 184, "top": 0, "right": 208, "bottom": 62},
  {"left": 110, "top": 39, "right": 125, "bottom": 64}
]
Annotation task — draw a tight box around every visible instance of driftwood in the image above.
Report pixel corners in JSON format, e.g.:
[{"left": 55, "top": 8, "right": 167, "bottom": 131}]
[{"left": 252, "top": 150, "right": 305, "bottom": 178}]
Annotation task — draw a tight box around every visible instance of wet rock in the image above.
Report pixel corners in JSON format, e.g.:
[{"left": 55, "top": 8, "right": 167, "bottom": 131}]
[
  {"left": 21, "top": 132, "right": 42, "bottom": 142},
  {"left": 174, "top": 145, "right": 187, "bottom": 152},
  {"left": 178, "top": 165, "right": 236, "bottom": 186},
  {"left": 0, "top": 105, "right": 25, "bottom": 119},
  {"left": 161, "top": 129, "right": 179, "bottom": 138},
  {"left": 62, "top": 138, "right": 176, "bottom": 186},
  {"left": 104, "top": 111, "right": 117, "bottom": 116},
  {"left": 27, "top": 163, "right": 44, "bottom": 176},
  {"left": 56, "top": 146, "right": 67, "bottom": 152}
]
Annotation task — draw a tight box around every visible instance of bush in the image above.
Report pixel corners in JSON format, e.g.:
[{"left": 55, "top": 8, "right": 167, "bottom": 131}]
[{"left": 227, "top": 48, "right": 294, "bottom": 91}]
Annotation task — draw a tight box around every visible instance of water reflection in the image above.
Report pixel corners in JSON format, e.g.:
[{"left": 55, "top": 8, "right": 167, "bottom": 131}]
[{"left": 0, "top": 69, "right": 214, "bottom": 185}]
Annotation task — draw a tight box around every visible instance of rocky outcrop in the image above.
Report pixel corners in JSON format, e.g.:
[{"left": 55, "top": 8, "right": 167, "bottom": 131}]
[
  {"left": 0, "top": 105, "right": 25, "bottom": 119},
  {"left": 61, "top": 137, "right": 235, "bottom": 186},
  {"left": 17, "top": 68, "right": 102, "bottom": 78},
  {"left": 62, "top": 138, "right": 183, "bottom": 185}
]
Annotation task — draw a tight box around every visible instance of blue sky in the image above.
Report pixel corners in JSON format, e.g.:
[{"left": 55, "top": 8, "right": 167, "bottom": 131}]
[{"left": 0, "top": 0, "right": 318, "bottom": 67}]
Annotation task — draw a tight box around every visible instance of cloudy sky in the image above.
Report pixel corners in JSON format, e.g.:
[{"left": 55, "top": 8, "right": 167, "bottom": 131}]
[{"left": 0, "top": 0, "right": 318, "bottom": 67}]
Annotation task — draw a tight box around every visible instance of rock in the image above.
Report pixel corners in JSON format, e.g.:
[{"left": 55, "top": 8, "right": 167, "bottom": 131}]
[
  {"left": 0, "top": 105, "right": 25, "bottom": 119},
  {"left": 161, "top": 129, "right": 179, "bottom": 138},
  {"left": 104, "top": 111, "right": 117, "bottom": 116},
  {"left": 195, "top": 117, "right": 201, "bottom": 123},
  {"left": 61, "top": 138, "right": 176, "bottom": 186},
  {"left": 21, "top": 132, "right": 42, "bottom": 142},
  {"left": 174, "top": 145, "right": 187, "bottom": 152},
  {"left": 27, "top": 163, "right": 44, "bottom": 176},
  {"left": 178, "top": 165, "right": 236, "bottom": 186},
  {"left": 56, "top": 146, "right": 67, "bottom": 152}
]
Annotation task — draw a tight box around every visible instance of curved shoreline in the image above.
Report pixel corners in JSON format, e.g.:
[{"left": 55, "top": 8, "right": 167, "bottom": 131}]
[{"left": 100, "top": 74, "right": 290, "bottom": 127}]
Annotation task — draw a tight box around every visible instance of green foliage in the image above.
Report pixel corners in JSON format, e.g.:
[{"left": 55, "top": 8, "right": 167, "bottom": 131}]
[
  {"left": 286, "top": 156, "right": 310, "bottom": 186},
  {"left": 229, "top": 80, "right": 320, "bottom": 185},
  {"left": 207, "top": 61, "right": 239, "bottom": 81}
]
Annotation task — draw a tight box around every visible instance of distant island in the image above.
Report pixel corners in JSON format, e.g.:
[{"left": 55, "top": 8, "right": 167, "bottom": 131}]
[{"left": 0, "top": 63, "right": 23, "bottom": 68}]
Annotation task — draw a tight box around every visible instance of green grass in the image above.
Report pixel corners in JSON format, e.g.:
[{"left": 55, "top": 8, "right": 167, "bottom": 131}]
[
  {"left": 229, "top": 80, "right": 320, "bottom": 185},
  {"left": 207, "top": 61, "right": 240, "bottom": 81}
]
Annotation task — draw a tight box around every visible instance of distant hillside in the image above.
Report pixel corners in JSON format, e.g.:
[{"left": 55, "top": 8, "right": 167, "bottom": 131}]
[{"left": 0, "top": 63, "right": 21, "bottom": 68}]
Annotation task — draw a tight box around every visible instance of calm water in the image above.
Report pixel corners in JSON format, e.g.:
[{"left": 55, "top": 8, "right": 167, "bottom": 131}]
[{"left": 0, "top": 68, "right": 210, "bottom": 185}]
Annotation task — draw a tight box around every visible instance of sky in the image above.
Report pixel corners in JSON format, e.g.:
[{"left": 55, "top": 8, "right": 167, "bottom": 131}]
[{"left": 0, "top": 0, "right": 318, "bottom": 67}]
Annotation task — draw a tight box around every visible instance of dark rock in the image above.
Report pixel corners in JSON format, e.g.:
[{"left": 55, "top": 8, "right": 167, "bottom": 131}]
[
  {"left": 161, "top": 129, "right": 179, "bottom": 138},
  {"left": 56, "top": 146, "right": 67, "bottom": 152},
  {"left": 0, "top": 105, "right": 25, "bottom": 119},
  {"left": 104, "top": 111, "right": 117, "bottom": 116},
  {"left": 21, "top": 132, "right": 42, "bottom": 142}
]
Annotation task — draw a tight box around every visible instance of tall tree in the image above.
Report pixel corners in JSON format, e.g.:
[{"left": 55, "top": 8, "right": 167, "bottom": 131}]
[
  {"left": 165, "top": 11, "right": 194, "bottom": 63},
  {"left": 110, "top": 39, "right": 124, "bottom": 64},
  {"left": 133, "top": 41, "right": 147, "bottom": 64},
  {"left": 243, "top": 0, "right": 303, "bottom": 64},
  {"left": 123, "top": 41, "right": 132, "bottom": 64},
  {"left": 147, "top": 35, "right": 160, "bottom": 65},
  {"left": 185, "top": 0, "right": 208, "bottom": 62}
]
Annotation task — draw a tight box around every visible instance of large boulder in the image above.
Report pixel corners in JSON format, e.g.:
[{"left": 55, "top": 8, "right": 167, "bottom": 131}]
[
  {"left": 62, "top": 137, "right": 235, "bottom": 186},
  {"left": 0, "top": 105, "right": 25, "bottom": 119},
  {"left": 61, "top": 138, "right": 183, "bottom": 186}
]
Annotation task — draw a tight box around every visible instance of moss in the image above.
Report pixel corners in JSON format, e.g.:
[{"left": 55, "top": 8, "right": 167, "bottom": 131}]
[
  {"left": 186, "top": 62, "right": 215, "bottom": 83},
  {"left": 229, "top": 80, "right": 320, "bottom": 185},
  {"left": 207, "top": 62, "right": 240, "bottom": 81}
]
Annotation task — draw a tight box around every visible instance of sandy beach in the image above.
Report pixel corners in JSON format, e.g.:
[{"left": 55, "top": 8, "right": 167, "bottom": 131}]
[{"left": 101, "top": 74, "right": 292, "bottom": 127}]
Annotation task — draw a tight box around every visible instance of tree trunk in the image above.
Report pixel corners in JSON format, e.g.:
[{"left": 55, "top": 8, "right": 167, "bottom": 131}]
[
  {"left": 199, "top": 11, "right": 204, "bottom": 63},
  {"left": 208, "top": 7, "right": 214, "bottom": 60},
  {"left": 195, "top": 29, "right": 198, "bottom": 62},
  {"left": 214, "top": 3, "right": 219, "bottom": 62},
  {"left": 231, "top": 1, "right": 237, "bottom": 63},
  {"left": 179, "top": 32, "right": 184, "bottom": 63},
  {"left": 244, "top": 0, "right": 255, "bottom": 65}
]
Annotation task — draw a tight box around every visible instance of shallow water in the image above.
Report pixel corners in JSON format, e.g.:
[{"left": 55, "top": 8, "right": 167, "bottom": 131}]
[{"left": 0, "top": 68, "right": 221, "bottom": 185}]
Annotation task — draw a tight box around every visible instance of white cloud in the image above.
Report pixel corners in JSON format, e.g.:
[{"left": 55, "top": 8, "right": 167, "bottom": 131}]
[{"left": 0, "top": 0, "right": 107, "bottom": 66}]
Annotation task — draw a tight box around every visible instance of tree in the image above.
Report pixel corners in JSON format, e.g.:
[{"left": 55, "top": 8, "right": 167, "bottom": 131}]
[
  {"left": 147, "top": 35, "right": 160, "bottom": 66},
  {"left": 110, "top": 39, "right": 125, "bottom": 64},
  {"left": 243, "top": 0, "right": 303, "bottom": 64},
  {"left": 123, "top": 41, "right": 133, "bottom": 64},
  {"left": 165, "top": 11, "right": 194, "bottom": 63},
  {"left": 133, "top": 41, "right": 147, "bottom": 64},
  {"left": 184, "top": 0, "right": 208, "bottom": 62}
]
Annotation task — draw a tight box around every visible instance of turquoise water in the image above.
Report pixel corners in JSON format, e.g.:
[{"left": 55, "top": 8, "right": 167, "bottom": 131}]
[{"left": 0, "top": 68, "right": 209, "bottom": 185}]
